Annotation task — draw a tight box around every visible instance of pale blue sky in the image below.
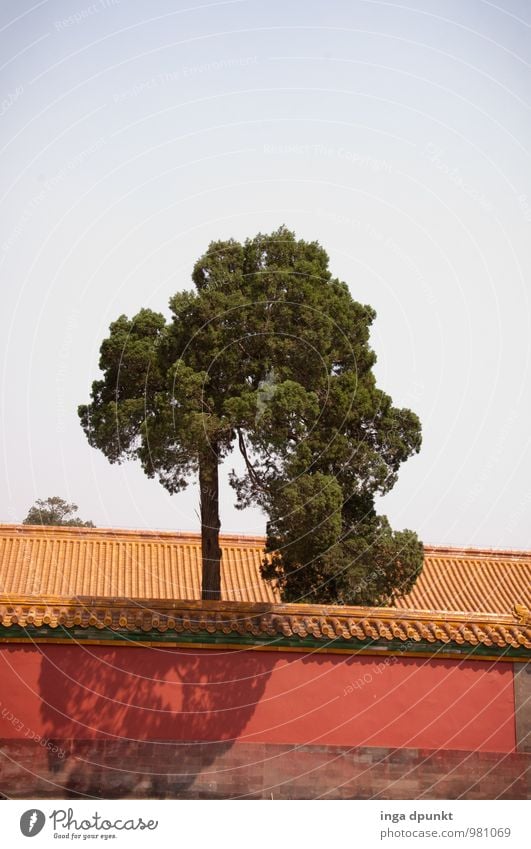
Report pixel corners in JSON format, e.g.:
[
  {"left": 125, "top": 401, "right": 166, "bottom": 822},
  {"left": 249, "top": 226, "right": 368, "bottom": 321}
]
[{"left": 1, "top": 0, "right": 530, "bottom": 548}]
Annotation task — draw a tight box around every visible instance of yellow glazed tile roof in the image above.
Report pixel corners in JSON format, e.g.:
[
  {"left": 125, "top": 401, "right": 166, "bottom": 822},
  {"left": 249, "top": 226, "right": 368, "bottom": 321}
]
[
  {"left": 0, "top": 525, "right": 529, "bottom": 616},
  {"left": 0, "top": 525, "right": 279, "bottom": 604},
  {"left": 398, "top": 545, "right": 531, "bottom": 616}
]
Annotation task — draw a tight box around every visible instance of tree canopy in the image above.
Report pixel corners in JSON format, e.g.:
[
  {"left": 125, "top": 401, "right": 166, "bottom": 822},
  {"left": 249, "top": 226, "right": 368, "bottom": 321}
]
[
  {"left": 23, "top": 496, "right": 95, "bottom": 527},
  {"left": 79, "top": 226, "right": 422, "bottom": 602}
]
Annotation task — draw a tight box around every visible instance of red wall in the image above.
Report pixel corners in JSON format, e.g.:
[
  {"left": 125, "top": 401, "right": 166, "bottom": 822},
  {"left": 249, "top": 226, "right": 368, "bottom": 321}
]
[{"left": 0, "top": 643, "right": 516, "bottom": 753}]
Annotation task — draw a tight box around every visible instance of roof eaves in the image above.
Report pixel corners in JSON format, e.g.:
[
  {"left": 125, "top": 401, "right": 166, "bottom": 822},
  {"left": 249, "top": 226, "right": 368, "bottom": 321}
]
[{"left": 0, "top": 596, "right": 529, "bottom": 660}]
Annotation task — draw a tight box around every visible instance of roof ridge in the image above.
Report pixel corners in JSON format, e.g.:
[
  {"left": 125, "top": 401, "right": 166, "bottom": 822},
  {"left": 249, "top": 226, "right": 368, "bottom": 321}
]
[
  {"left": 0, "top": 524, "right": 267, "bottom": 545},
  {"left": 423, "top": 544, "right": 531, "bottom": 559},
  {"left": 1, "top": 526, "right": 529, "bottom": 556}
]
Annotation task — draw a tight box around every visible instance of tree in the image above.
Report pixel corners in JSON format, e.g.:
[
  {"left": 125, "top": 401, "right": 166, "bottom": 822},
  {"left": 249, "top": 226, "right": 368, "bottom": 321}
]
[
  {"left": 23, "top": 496, "right": 95, "bottom": 527},
  {"left": 79, "top": 226, "right": 422, "bottom": 603}
]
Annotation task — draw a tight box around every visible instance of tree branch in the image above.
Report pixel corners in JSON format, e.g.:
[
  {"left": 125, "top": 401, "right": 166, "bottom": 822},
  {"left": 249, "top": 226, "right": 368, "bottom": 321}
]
[{"left": 237, "top": 428, "right": 266, "bottom": 492}]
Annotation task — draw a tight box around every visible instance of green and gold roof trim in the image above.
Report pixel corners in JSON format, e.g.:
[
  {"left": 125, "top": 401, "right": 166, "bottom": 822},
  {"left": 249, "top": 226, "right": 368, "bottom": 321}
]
[{"left": 0, "top": 596, "right": 529, "bottom": 661}]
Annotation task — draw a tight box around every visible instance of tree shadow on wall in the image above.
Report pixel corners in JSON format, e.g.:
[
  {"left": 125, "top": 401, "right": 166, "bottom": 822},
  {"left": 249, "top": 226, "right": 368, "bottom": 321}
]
[{"left": 38, "top": 634, "right": 273, "bottom": 798}]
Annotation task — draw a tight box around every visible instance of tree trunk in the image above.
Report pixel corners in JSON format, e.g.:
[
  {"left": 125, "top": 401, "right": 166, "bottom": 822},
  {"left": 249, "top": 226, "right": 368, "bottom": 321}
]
[{"left": 199, "top": 446, "right": 222, "bottom": 600}]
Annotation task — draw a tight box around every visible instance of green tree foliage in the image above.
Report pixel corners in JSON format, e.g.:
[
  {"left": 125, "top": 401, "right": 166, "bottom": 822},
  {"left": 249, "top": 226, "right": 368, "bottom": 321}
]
[
  {"left": 79, "top": 226, "right": 422, "bottom": 603},
  {"left": 23, "top": 496, "right": 95, "bottom": 527}
]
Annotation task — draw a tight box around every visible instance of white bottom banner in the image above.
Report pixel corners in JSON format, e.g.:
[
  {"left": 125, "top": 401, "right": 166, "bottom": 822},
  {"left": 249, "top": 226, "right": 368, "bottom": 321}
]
[{"left": 0, "top": 799, "right": 528, "bottom": 848}]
